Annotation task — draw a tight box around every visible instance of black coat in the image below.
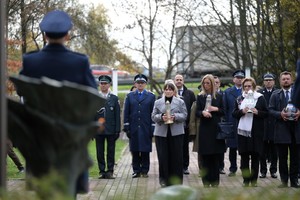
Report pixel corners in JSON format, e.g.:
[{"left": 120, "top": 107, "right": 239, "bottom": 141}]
[
  {"left": 257, "top": 87, "right": 277, "bottom": 141},
  {"left": 269, "top": 89, "right": 300, "bottom": 144},
  {"left": 232, "top": 95, "right": 268, "bottom": 155},
  {"left": 181, "top": 85, "right": 196, "bottom": 127},
  {"left": 196, "top": 93, "right": 225, "bottom": 155},
  {"left": 292, "top": 59, "right": 300, "bottom": 108}
]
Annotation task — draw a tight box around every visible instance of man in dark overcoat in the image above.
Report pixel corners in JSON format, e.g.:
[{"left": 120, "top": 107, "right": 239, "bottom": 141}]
[
  {"left": 95, "top": 75, "right": 120, "bottom": 179},
  {"left": 223, "top": 70, "right": 245, "bottom": 176},
  {"left": 123, "top": 74, "right": 156, "bottom": 178},
  {"left": 174, "top": 74, "right": 196, "bottom": 175},
  {"left": 269, "top": 71, "right": 300, "bottom": 188},
  {"left": 257, "top": 73, "right": 278, "bottom": 179},
  {"left": 20, "top": 10, "right": 97, "bottom": 194}
]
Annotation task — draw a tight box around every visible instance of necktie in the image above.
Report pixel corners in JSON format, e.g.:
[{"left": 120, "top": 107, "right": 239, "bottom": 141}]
[
  {"left": 237, "top": 88, "right": 241, "bottom": 95},
  {"left": 285, "top": 90, "right": 289, "bottom": 103},
  {"left": 138, "top": 92, "right": 142, "bottom": 99}
]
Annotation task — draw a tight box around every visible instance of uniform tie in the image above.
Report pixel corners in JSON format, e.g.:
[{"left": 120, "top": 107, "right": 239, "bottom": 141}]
[{"left": 138, "top": 92, "right": 142, "bottom": 99}]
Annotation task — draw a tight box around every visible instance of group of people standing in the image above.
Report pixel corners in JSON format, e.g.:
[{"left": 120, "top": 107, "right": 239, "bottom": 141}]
[{"left": 15, "top": 9, "right": 300, "bottom": 196}]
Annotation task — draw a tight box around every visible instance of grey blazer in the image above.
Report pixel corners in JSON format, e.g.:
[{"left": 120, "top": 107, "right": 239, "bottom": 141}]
[{"left": 152, "top": 96, "right": 187, "bottom": 137}]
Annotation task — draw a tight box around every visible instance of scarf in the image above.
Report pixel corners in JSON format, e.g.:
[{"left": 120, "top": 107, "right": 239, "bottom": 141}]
[{"left": 237, "top": 91, "right": 262, "bottom": 137}]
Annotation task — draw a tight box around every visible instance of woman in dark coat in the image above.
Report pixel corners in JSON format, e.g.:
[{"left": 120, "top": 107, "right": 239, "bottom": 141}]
[
  {"left": 232, "top": 77, "right": 268, "bottom": 187},
  {"left": 196, "top": 74, "right": 225, "bottom": 187}
]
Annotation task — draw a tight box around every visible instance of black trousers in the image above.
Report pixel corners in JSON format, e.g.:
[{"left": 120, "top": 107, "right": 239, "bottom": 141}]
[
  {"left": 155, "top": 134, "right": 184, "bottom": 186},
  {"left": 131, "top": 151, "right": 150, "bottom": 174},
  {"left": 201, "top": 154, "right": 221, "bottom": 186},
  {"left": 183, "top": 128, "right": 190, "bottom": 170},
  {"left": 7, "top": 139, "right": 23, "bottom": 170},
  {"left": 240, "top": 152, "right": 259, "bottom": 185},
  {"left": 277, "top": 143, "right": 299, "bottom": 185},
  {"left": 260, "top": 140, "right": 278, "bottom": 174},
  {"left": 95, "top": 134, "right": 116, "bottom": 174},
  {"left": 229, "top": 147, "right": 238, "bottom": 173}
]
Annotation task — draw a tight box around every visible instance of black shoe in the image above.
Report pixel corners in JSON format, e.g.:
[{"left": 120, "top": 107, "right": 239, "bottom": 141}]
[
  {"left": 106, "top": 172, "right": 115, "bottom": 179},
  {"left": 219, "top": 169, "right": 226, "bottom": 174},
  {"left": 278, "top": 183, "right": 288, "bottom": 188},
  {"left": 228, "top": 172, "right": 236, "bottom": 177},
  {"left": 141, "top": 173, "right": 149, "bottom": 178},
  {"left": 291, "top": 183, "right": 300, "bottom": 188},
  {"left": 183, "top": 169, "right": 190, "bottom": 175},
  {"left": 99, "top": 173, "right": 106, "bottom": 179},
  {"left": 271, "top": 173, "right": 277, "bottom": 179},
  {"left": 132, "top": 173, "right": 141, "bottom": 178},
  {"left": 259, "top": 173, "right": 266, "bottom": 178}
]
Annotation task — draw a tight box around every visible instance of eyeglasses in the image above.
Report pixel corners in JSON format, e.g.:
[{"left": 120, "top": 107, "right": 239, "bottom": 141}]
[{"left": 244, "top": 85, "right": 252, "bottom": 88}]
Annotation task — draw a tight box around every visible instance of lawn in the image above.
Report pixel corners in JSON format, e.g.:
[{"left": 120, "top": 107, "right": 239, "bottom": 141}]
[{"left": 6, "top": 139, "right": 128, "bottom": 179}]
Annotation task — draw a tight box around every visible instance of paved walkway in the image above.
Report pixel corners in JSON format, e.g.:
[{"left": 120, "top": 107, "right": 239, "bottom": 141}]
[{"left": 7, "top": 141, "right": 300, "bottom": 199}]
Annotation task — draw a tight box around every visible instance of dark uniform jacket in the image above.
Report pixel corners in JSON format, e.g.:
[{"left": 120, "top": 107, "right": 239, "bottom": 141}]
[
  {"left": 98, "top": 93, "right": 121, "bottom": 135},
  {"left": 257, "top": 87, "right": 277, "bottom": 141},
  {"left": 269, "top": 89, "right": 300, "bottom": 144},
  {"left": 20, "top": 44, "right": 97, "bottom": 89},
  {"left": 223, "top": 86, "right": 241, "bottom": 148},
  {"left": 123, "top": 90, "right": 156, "bottom": 152}
]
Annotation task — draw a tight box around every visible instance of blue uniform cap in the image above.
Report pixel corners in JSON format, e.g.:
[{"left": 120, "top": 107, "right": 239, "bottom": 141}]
[
  {"left": 39, "top": 10, "right": 73, "bottom": 38},
  {"left": 232, "top": 70, "right": 245, "bottom": 78},
  {"left": 134, "top": 74, "right": 148, "bottom": 83},
  {"left": 98, "top": 75, "right": 112, "bottom": 83},
  {"left": 263, "top": 73, "right": 275, "bottom": 80}
]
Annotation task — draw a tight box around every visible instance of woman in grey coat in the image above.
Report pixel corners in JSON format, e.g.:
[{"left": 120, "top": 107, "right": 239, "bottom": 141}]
[{"left": 152, "top": 81, "right": 187, "bottom": 187}]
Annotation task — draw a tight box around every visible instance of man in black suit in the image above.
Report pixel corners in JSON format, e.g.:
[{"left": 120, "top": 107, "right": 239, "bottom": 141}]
[
  {"left": 20, "top": 10, "right": 97, "bottom": 194},
  {"left": 258, "top": 73, "right": 278, "bottom": 179},
  {"left": 95, "top": 75, "right": 120, "bottom": 179},
  {"left": 269, "top": 71, "right": 300, "bottom": 188},
  {"left": 174, "top": 74, "right": 196, "bottom": 175}
]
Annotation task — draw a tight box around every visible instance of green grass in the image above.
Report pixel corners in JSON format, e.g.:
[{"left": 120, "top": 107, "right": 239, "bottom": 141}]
[{"left": 6, "top": 139, "right": 128, "bottom": 179}]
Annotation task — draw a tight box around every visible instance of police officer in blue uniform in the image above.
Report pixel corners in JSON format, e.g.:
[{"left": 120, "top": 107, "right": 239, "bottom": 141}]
[
  {"left": 95, "top": 75, "right": 121, "bottom": 179},
  {"left": 123, "top": 74, "right": 156, "bottom": 178},
  {"left": 19, "top": 10, "right": 97, "bottom": 194},
  {"left": 223, "top": 69, "right": 245, "bottom": 176}
]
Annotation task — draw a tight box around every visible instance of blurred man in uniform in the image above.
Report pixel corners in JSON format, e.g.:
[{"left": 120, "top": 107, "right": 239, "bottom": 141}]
[{"left": 20, "top": 10, "right": 97, "bottom": 194}]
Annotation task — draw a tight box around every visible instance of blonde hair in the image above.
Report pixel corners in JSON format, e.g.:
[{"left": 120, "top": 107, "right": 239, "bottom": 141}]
[
  {"left": 200, "top": 74, "right": 217, "bottom": 99},
  {"left": 242, "top": 77, "right": 257, "bottom": 92}
]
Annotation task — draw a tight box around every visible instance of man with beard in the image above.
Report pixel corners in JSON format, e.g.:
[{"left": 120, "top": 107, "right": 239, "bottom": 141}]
[{"left": 269, "top": 71, "right": 300, "bottom": 188}]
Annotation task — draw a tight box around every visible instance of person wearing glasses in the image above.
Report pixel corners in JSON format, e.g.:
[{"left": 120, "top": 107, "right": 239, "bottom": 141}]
[
  {"left": 123, "top": 74, "right": 156, "bottom": 178},
  {"left": 196, "top": 74, "right": 225, "bottom": 187},
  {"left": 232, "top": 77, "right": 268, "bottom": 187},
  {"left": 257, "top": 73, "right": 278, "bottom": 179}
]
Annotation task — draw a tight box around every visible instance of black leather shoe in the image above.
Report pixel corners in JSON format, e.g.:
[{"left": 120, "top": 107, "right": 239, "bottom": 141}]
[
  {"left": 259, "top": 173, "right": 266, "bottom": 178},
  {"left": 106, "top": 172, "right": 115, "bottom": 179},
  {"left": 132, "top": 173, "right": 141, "bottom": 178},
  {"left": 99, "top": 173, "right": 106, "bottom": 179},
  {"left": 141, "top": 173, "right": 149, "bottom": 178},
  {"left": 271, "top": 173, "right": 277, "bottom": 178},
  {"left": 228, "top": 172, "right": 236, "bottom": 177},
  {"left": 291, "top": 183, "right": 300, "bottom": 188},
  {"left": 278, "top": 183, "right": 288, "bottom": 188}
]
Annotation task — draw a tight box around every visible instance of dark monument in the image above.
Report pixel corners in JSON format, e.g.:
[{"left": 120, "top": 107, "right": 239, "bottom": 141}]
[{"left": 7, "top": 75, "right": 106, "bottom": 198}]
